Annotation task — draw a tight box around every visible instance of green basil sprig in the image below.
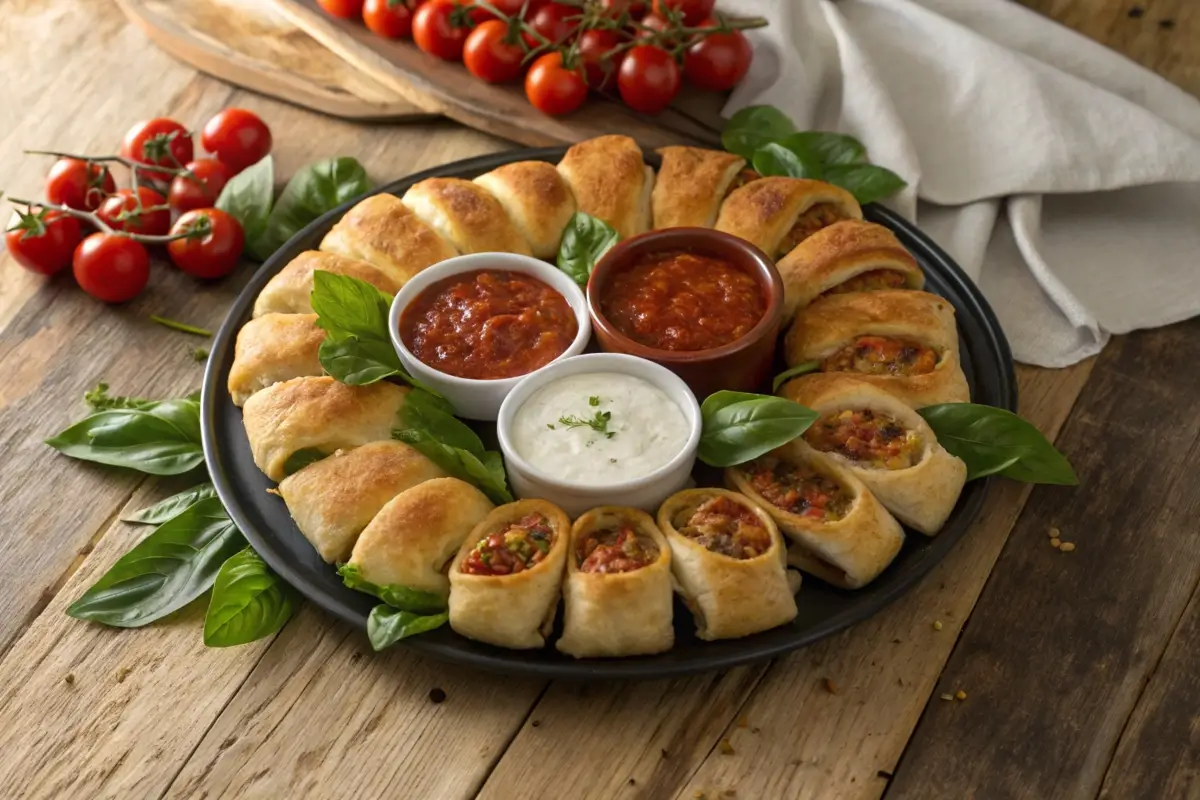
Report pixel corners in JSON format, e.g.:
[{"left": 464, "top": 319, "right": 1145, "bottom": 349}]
[
  {"left": 919, "top": 403, "right": 1078, "bottom": 484},
  {"left": 368, "top": 606, "right": 448, "bottom": 652},
  {"left": 84, "top": 381, "right": 157, "bottom": 411},
  {"left": 339, "top": 563, "right": 446, "bottom": 614},
  {"left": 281, "top": 448, "right": 327, "bottom": 477},
  {"left": 204, "top": 546, "right": 298, "bottom": 647},
  {"left": 340, "top": 563, "right": 449, "bottom": 650},
  {"left": 557, "top": 212, "right": 619, "bottom": 286},
  {"left": 216, "top": 155, "right": 275, "bottom": 260},
  {"left": 698, "top": 391, "right": 819, "bottom": 468},
  {"left": 772, "top": 361, "right": 820, "bottom": 393},
  {"left": 122, "top": 482, "right": 218, "bottom": 525},
  {"left": 722, "top": 106, "right": 797, "bottom": 161},
  {"left": 261, "top": 157, "right": 371, "bottom": 254}
]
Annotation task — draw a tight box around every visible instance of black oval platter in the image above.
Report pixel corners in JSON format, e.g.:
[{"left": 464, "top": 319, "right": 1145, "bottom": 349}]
[{"left": 201, "top": 146, "right": 1017, "bottom": 680}]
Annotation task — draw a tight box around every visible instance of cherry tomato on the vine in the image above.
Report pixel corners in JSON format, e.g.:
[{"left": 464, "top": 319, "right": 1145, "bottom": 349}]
[
  {"left": 200, "top": 109, "right": 273, "bottom": 174},
  {"left": 168, "top": 159, "right": 234, "bottom": 215},
  {"left": 488, "top": 0, "right": 527, "bottom": 16},
  {"left": 97, "top": 187, "right": 171, "bottom": 237},
  {"left": 72, "top": 233, "right": 150, "bottom": 303},
  {"left": 650, "top": 0, "right": 713, "bottom": 26},
  {"left": 525, "top": 51, "right": 588, "bottom": 115},
  {"left": 463, "top": 19, "right": 526, "bottom": 83},
  {"left": 577, "top": 28, "right": 625, "bottom": 90},
  {"left": 618, "top": 44, "right": 681, "bottom": 114},
  {"left": 683, "top": 22, "right": 752, "bottom": 91},
  {"left": 522, "top": 2, "right": 578, "bottom": 49},
  {"left": 635, "top": 13, "right": 680, "bottom": 48},
  {"left": 167, "top": 208, "right": 245, "bottom": 280},
  {"left": 413, "top": 0, "right": 473, "bottom": 60},
  {"left": 45, "top": 159, "right": 116, "bottom": 212},
  {"left": 318, "top": 0, "right": 365, "bottom": 19},
  {"left": 599, "top": 0, "right": 646, "bottom": 18},
  {"left": 5, "top": 209, "right": 82, "bottom": 276},
  {"left": 363, "top": 0, "right": 415, "bottom": 38},
  {"left": 120, "top": 118, "right": 193, "bottom": 184}
]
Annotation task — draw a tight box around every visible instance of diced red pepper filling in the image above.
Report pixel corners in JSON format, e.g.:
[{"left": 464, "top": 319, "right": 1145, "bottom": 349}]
[
  {"left": 822, "top": 335, "right": 939, "bottom": 376},
  {"left": 577, "top": 525, "right": 659, "bottom": 574},
  {"left": 804, "top": 409, "right": 922, "bottom": 470},
  {"left": 777, "top": 203, "right": 849, "bottom": 254},
  {"left": 461, "top": 513, "right": 554, "bottom": 576},
  {"left": 678, "top": 496, "right": 772, "bottom": 560},
  {"left": 745, "top": 456, "right": 852, "bottom": 521},
  {"left": 823, "top": 269, "right": 908, "bottom": 297}
]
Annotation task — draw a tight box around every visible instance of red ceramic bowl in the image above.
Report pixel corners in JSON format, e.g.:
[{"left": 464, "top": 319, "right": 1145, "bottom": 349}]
[{"left": 586, "top": 228, "right": 785, "bottom": 399}]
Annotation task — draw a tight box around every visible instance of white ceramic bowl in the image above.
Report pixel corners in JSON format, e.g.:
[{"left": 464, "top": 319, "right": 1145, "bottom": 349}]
[
  {"left": 389, "top": 252, "right": 591, "bottom": 421},
  {"left": 496, "top": 353, "right": 702, "bottom": 518}
]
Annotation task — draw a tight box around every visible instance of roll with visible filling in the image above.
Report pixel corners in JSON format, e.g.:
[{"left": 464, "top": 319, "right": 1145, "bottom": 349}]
[
  {"left": 228, "top": 313, "right": 326, "bottom": 407},
  {"left": 473, "top": 161, "right": 577, "bottom": 258},
  {"left": 253, "top": 250, "right": 402, "bottom": 317},
  {"left": 715, "top": 177, "right": 862, "bottom": 259},
  {"left": 651, "top": 146, "right": 746, "bottom": 229},
  {"left": 319, "top": 193, "right": 458, "bottom": 286},
  {"left": 557, "top": 135, "right": 653, "bottom": 239},
  {"left": 401, "top": 177, "right": 532, "bottom": 256}
]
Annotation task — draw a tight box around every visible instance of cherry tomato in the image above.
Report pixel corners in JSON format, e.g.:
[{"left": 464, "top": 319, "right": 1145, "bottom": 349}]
[
  {"left": 636, "top": 12, "right": 680, "bottom": 48},
  {"left": 97, "top": 187, "right": 171, "bottom": 237},
  {"left": 413, "top": 0, "right": 472, "bottom": 60},
  {"left": 651, "top": 0, "right": 713, "bottom": 26},
  {"left": 200, "top": 109, "right": 273, "bottom": 175},
  {"left": 72, "top": 233, "right": 150, "bottom": 303},
  {"left": 683, "top": 23, "right": 751, "bottom": 91},
  {"left": 522, "top": 2, "right": 578, "bottom": 48},
  {"left": 618, "top": 44, "right": 681, "bottom": 114},
  {"left": 5, "top": 209, "right": 82, "bottom": 276},
  {"left": 577, "top": 28, "right": 625, "bottom": 90},
  {"left": 45, "top": 159, "right": 116, "bottom": 212},
  {"left": 120, "top": 118, "right": 193, "bottom": 185},
  {"left": 363, "top": 0, "right": 414, "bottom": 38},
  {"left": 524, "top": 51, "right": 587, "bottom": 115},
  {"left": 599, "top": 0, "right": 646, "bottom": 18},
  {"left": 488, "top": 0, "right": 527, "bottom": 16},
  {"left": 463, "top": 19, "right": 525, "bottom": 83},
  {"left": 168, "top": 159, "right": 234, "bottom": 215},
  {"left": 318, "top": 0, "right": 365, "bottom": 18},
  {"left": 167, "top": 209, "right": 245, "bottom": 280}
]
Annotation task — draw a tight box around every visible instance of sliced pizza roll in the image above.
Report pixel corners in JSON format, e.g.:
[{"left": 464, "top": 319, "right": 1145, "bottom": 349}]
[
  {"left": 556, "top": 506, "right": 674, "bottom": 659},
  {"left": 473, "top": 161, "right": 577, "bottom": 258},
  {"left": 557, "top": 135, "right": 653, "bottom": 239},
  {"left": 448, "top": 499, "right": 570, "bottom": 649},
  {"left": 401, "top": 177, "right": 532, "bottom": 256},
  {"left": 783, "top": 289, "right": 969, "bottom": 407},
  {"left": 656, "top": 488, "right": 797, "bottom": 641},
  {"left": 776, "top": 220, "right": 925, "bottom": 318},
  {"left": 242, "top": 376, "right": 410, "bottom": 481},
  {"left": 781, "top": 374, "right": 967, "bottom": 535},
  {"left": 253, "top": 250, "right": 402, "bottom": 317},
  {"left": 276, "top": 440, "right": 447, "bottom": 563},
  {"left": 319, "top": 193, "right": 458, "bottom": 286},
  {"left": 725, "top": 440, "right": 904, "bottom": 589},
  {"left": 228, "top": 313, "right": 325, "bottom": 407},
  {"left": 651, "top": 146, "right": 746, "bottom": 229},
  {"left": 346, "top": 477, "right": 494, "bottom": 598},
  {"left": 715, "top": 177, "right": 862, "bottom": 258}
]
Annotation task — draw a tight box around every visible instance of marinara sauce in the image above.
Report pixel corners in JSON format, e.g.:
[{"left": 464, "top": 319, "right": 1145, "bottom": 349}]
[
  {"left": 600, "top": 249, "right": 765, "bottom": 352},
  {"left": 400, "top": 269, "right": 577, "bottom": 380}
]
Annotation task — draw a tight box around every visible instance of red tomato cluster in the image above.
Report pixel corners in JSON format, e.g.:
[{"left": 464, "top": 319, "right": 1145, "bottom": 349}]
[{"left": 317, "top": 0, "right": 756, "bottom": 116}]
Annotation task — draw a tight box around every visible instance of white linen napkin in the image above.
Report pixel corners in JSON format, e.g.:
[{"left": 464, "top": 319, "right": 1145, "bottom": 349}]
[{"left": 724, "top": 0, "right": 1200, "bottom": 367}]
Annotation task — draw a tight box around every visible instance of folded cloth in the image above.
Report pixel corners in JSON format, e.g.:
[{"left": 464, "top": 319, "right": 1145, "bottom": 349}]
[{"left": 725, "top": 0, "right": 1200, "bottom": 367}]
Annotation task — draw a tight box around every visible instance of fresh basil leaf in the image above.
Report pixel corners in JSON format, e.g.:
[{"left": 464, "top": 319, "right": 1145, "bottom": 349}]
[
  {"left": 317, "top": 336, "right": 402, "bottom": 386},
  {"left": 338, "top": 563, "right": 446, "bottom": 613},
  {"left": 215, "top": 155, "right": 275, "bottom": 260},
  {"left": 123, "top": 482, "right": 217, "bottom": 525},
  {"left": 480, "top": 450, "right": 508, "bottom": 489},
  {"left": 367, "top": 605, "right": 448, "bottom": 651},
  {"left": 262, "top": 157, "right": 371, "bottom": 253},
  {"left": 67, "top": 496, "right": 245, "bottom": 627},
  {"left": 782, "top": 131, "right": 867, "bottom": 167},
  {"left": 397, "top": 388, "right": 484, "bottom": 458},
  {"left": 919, "top": 403, "right": 1078, "bottom": 485},
  {"left": 698, "top": 390, "right": 819, "bottom": 468},
  {"left": 557, "top": 212, "right": 619, "bottom": 286},
  {"left": 84, "top": 381, "right": 156, "bottom": 411},
  {"left": 772, "top": 361, "right": 821, "bottom": 393},
  {"left": 823, "top": 164, "right": 907, "bottom": 205},
  {"left": 46, "top": 396, "right": 204, "bottom": 475},
  {"left": 311, "top": 270, "right": 393, "bottom": 342},
  {"left": 722, "top": 105, "right": 797, "bottom": 160},
  {"left": 281, "top": 448, "right": 327, "bottom": 477},
  {"left": 203, "top": 547, "right": 297, "bottom": 647},
  {"left": 393, "top": 430, "right": 513, "bottom": 504},
  {"left": 752, "top": 142, "right": 817, "bottom": 180}
]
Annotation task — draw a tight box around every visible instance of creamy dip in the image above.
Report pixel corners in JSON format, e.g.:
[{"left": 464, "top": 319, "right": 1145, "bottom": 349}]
[{"left": 511, "top": 372, "right": 690, "bottom": 486}]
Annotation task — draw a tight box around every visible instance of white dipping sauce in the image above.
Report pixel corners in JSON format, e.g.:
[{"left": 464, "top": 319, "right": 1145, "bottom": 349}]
[{"left": 511, "top": 372, "right": 690, "bottom": 486}]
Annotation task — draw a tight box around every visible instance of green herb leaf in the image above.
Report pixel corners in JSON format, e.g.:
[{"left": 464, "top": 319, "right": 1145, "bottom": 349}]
[
  {"left": 83, "top": 381, "right": 156, "bottom": 411},
  {"left": 215, "top": 155, "right": 275, "bottom": 260},
  {"left": 772, "top": 361, "right": 821, "bottom": 393},
  {"left": 752, "top": 142, "right": 817, "bottom": 180},
  {"left": 317, "top": 336, "right": 401, "bottom": 386},
  {"left": 782, "top": 131, "right": 868, "bottom": 167},
  {"left": 122, "top": 482, "right": 218, "bottom": 525},
  {"left": 262, "top": 157, "right": 371, "bottom": 254},
  {"left": 366, "top": 605, "right": 448, "bottom": 651},
  {"left": 557, "top": 410, "right": 615, "bottom": 438},
  {"left": 823, "top": 163, "right": 908, "bottom": 205},
  {"left": 557, "top": 212, "right": 619, "bottom": 286},
  {"left": 281, "top": 447, "right": 327, "bottom": 477},
  {"left": 311, "top": 270, "right": 393, "bottom": 341},
  {"left": 67, "top": 496, "right": 245, "bottom": 627},
  {"left": 46, "top": 396, "right": 204, "bottom": 475},
  {"left": 698, "top": 391, "right": 819, "bottom": 468},
  {"left": 338, "top": 563, "right": 446, "bottom": 613},
  {"left": 393, "top": 430, "right": 513, "bottom": 504},
  {"left": 397, "top": 388, "right": 483, "bottom": 457},
  {"left": 918, "top": 403, "right": 1078, "bottom": 484},
  {"left": 203, "top": 547, "right": 297, "bottom": 647},
  {"left": 722, "top": 105, "right": 797, "bottom": 160}
]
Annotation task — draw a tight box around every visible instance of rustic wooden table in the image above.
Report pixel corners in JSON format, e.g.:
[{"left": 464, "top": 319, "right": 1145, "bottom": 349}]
[{"left": 0, "top": 1, "right": 1196, "bottom": 797}]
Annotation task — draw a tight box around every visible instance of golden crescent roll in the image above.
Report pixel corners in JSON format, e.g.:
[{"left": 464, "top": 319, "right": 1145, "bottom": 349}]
[
  {"left": 556, "top": 506, "right": 674, "bottom": 659},
  {"left": 448, "top": 499, "right": 570, "bottom": 649},
  {"left": 783, "top": 289, "right": 969, "bottom": 407},
  {"left": 715, "top": 177, "right": 862, "bottom": 258},
  {"left": 253, "top": 250, "right": 402, "bottom": 317},
  {"left": 651, "top": 146, "right": 746, "bottom": 229},
  {"left": 401, "top": 177, "right": 532, "bottom": 256},
  {"left": 277, "top": 441, "right": 447, "bottom": 563},
  {"left": 781, "top": 374, "right": 967, "bottom": 535},
  {"left": 557, "top": 135, "right": 653, "bottom": 239},
  {"left": 473, "top": 161, "right": 577, "bottom": 258},
  {"left": 776, "top": 220, "right": 926, "bottom": 318},
  {"left": 242, "top": 376, "right": 409, "bottom": 482},
  {"left": 725, "top": 440, "right": 904, "bottom": 589},
  {"left": 228, "top": 313, "right": 325, "bottom": 407},
  {"left": 319, "top": 193, "right": 458, "bottom": 286},
  {"left": 656, "top": 488, "right": 797, "bottom": 640}
]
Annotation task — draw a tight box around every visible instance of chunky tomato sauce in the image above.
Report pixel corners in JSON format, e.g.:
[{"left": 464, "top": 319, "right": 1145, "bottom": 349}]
[
  {"left": 577, "top": 526, "right": 658, "bottom": 574},
  {"left": 824, "top": 269, "right": 907, "bottom": 297},
  {"left": 805, "top": 409, "right": 922, "bottom": 470},
  {"left": 778, "top": 203, "right": 849, "bottom": 253},
  {"left": 600, "top": 250, "right": 765, "bottom": 352},
  {"left": 678, "top": 496, "right": 772, "bottom": 559},
  {"left": 400, "top": 269, "right": 577, "bottom": 380},
  {"left": 461, "top": 513, "right": 554, "bottom": 576},
  {"left": 746, "top": 457, "right": 851, "bottom": 521},
  {"left": 822, "top": 335, "right": 939, "bottom": 376}
]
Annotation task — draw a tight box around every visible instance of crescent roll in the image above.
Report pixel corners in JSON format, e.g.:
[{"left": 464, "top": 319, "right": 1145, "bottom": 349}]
[
  {"left": 319, "top": 193, "right": 458, "bottom": 286},
  {"left": 277, "top": 440, "right": 447, "bottom": 563},
  {"left": 715, "top": 177, "right": 862, "bottom": 258},
  {"left": 556, "top": 506, "right": 674, "bottom": 659},
  {"left": 781, "top": 374, "right": 967, "bottom": 535},
  {"left": 242, "top": 376, "right": 410, "bottom": 481},
  {"left": 651, "top": 146, "right": 746, "bottom": 229},
  {"left": 401, "top": 177, "right": 532, "bottom": 256},
  {"left": 448, "top": 500, "right": 570, "bottom": 649},
  {"left": 657, "top": 488, "right": 797, "bottom": 640},
  {"left": 473, "top": 161, "right": 577, "bottom": 258},
  {"left": 725, "top": 441, "right": 904, "bottom": 589},
  {"left": 777, "top": 220, "right": 926, "bottom": 318},
  {"left": 253, "top": 250, "right": 402, "bottom": 317},
  {"left": 228, "top": 313, "right": 325, "bottom": 407},
  {"left": 557, "top": 135, "right": 653, "bottom": 239},
  {"left": 346, "top": 477, "right": 494, "bottom": 598},
  {"left": 784, "top": 289, "right": 969, "bottom": 407}
]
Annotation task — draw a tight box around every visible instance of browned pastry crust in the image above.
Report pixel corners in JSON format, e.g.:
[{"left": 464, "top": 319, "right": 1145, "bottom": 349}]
[
  {"left": 651, "top": 146, "right": 746, "bottom": 229},
  {"left": 319, "top": 193, "right": 458, "bottom": 286},
  {"left": 473, "top": 161, "right": 578, "bottom": 258},
  {"left": 557, "top": 134, "right": 653, "bottom": 239},
  {"left": 401, "top": 177, "right": 533, "bottom": 256},
  {"left": 714, "top": 177, "right": 863, "bottom": 258},
  {"left": 228, "top": 313, "right": 326, "bottom": 407},
  {"left": 253, "top": 250, "right": 402, "bottom": 317}
]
